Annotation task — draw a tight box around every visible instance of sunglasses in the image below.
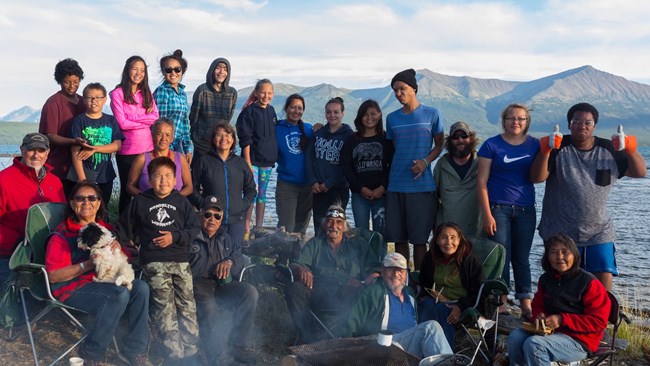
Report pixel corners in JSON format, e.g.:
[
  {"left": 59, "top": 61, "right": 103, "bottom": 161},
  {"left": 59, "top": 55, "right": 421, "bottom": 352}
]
[
  {"left": 164, "top": 67, "right": 182, "bottom": 74},
  {"left": 73, "top": 195, "right": 99, "bottom": 203},
  {"left": 451, "top": 133, "right": 469, "bottom": 140},
  {"left": 203, "top": 212, "right": 222, "bottom": 220}
]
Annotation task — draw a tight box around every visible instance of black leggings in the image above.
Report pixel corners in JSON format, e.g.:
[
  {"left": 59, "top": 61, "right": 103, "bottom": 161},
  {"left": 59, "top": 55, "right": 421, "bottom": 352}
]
[{"left": 115, "top": 154, "right": 138, "bottom": 214}]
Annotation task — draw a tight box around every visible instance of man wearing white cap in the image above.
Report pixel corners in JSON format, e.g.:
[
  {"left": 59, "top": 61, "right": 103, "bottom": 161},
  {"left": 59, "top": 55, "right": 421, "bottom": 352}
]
[
  {"left": 338, "top": 252, "right": 452, "bottom": 358},
  {"left": 0, "top": 133, "right": 65, "bottom": 283},
  {"left": 433, "top": 121, "right": 481, "bottom": 237}
]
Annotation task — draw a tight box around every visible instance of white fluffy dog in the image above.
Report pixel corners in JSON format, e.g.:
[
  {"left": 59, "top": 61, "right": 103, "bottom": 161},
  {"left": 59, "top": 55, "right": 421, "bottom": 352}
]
[{"left": 78, "top": 223, "right": 135, "bottom": 290}]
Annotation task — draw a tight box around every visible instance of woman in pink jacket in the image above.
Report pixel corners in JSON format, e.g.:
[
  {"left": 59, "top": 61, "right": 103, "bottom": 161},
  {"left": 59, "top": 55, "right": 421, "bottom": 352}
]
[{"left": 110, "top": 55, "right": 159, "bottom": 214}]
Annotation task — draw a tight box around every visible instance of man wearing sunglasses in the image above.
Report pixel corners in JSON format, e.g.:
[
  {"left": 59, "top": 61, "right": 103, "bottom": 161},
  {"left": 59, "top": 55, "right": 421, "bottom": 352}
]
[
  {"left": 285, "top": 204, "right": 382, "bottom": 344},
  {"left": 433, "top": 121, "right": 481, "bottom": 238},
  {"left": 188, "top": 196, "right": 258, "bottom": 365},
  {"left": 0, "top": 133, "right": 65, "bottom": 284}
]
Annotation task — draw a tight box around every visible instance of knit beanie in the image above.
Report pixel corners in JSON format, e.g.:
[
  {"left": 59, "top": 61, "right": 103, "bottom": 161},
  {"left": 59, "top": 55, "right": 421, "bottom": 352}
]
[{"left": 391, "top": 69, "right": 418, "bottom": 93}]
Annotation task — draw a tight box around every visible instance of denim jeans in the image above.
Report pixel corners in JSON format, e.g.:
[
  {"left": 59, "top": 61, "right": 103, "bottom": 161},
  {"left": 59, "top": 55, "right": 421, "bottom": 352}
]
[
  {"left": 64, "top": 280, "right": 149, "bottom": 361},
  {"left": 351, "top": 193, "right": 385, "bottom": 233},
  {"left": 507, "top": 328, "right": 587, "bottom": 365},
  {"left": 393, "top": 320, "right": 453, "bottom": 358},
  {"left": 417, "top": 297, "right": 457, "bottom": 348},
  {"left": 489, "top": 203, "right": 535, "bottom": 299},
  {"left": 0, "top": 257, "right": 10, "bottom": 290}
]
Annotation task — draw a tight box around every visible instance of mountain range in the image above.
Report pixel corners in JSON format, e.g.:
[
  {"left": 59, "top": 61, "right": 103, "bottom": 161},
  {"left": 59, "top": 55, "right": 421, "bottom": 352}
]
[{"left": 3, "top": 65, "right": 649, "bottom": 139}]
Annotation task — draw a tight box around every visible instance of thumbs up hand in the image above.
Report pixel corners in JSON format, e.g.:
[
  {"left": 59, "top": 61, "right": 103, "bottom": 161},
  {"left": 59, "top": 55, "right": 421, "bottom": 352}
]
[
  {"left": 540, "top": 125, "right": 563, "bottom": 155},
  {"left": 612, "top": 125, "right": 637, "bottom": 154}
]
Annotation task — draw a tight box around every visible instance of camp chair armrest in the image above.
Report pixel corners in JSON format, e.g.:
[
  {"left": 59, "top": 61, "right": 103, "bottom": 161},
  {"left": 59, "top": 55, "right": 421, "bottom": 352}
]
[{"left": 13, "top": 263, "right": 45, "bottom": 274}]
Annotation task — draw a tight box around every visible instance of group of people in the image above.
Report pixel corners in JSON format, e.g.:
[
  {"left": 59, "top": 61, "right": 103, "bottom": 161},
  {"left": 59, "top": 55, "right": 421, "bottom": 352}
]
[{"left": 0, "top": 52, "right": 646, "bottom": 366}]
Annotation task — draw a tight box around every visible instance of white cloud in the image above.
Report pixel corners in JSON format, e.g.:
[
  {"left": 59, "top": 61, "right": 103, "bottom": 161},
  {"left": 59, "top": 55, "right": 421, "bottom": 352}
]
[{"left": 1, "top": 0, "right": 650, "bottom": 115}]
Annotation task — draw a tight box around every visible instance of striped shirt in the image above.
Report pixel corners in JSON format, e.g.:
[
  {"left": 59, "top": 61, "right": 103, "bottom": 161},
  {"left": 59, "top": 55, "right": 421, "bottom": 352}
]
[
  {"left": 154, "top": 82, "right": 193, "bottom": 154},
  {"left": 386, "top": 105, "right": 444, "bottom": 192}
]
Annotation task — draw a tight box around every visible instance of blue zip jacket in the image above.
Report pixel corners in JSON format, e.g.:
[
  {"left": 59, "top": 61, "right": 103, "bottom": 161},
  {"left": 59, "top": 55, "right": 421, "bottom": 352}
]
[{"left": 189, "top": 152, "right": 257, "bottom": 225}]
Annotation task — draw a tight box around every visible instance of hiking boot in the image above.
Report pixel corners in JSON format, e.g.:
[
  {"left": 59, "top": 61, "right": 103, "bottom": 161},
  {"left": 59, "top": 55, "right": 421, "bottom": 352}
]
[
  {"left": 127, "top": 353, "right": 151, "bottom": 366},
  {"left": 231, "top": 347, "right": 257, "bottom": 365},
  {"left": 77, "top": 346, "right": 103, "bottom": 366}
]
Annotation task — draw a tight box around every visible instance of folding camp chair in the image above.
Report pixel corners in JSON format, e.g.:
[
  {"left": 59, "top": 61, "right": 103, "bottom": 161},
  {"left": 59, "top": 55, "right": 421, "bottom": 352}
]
[
  {"left": 307, "top": 228, "right": 384, "bottom": 339},
  {"left": 585, "top": 291, "right": 630, "bottom": 366},
  {"left": 458, "top": 237, "right": 508, "bottom": 365},
  {"left": 8, "top": 202, "right": 118, "bottom": 366},
  {"left": 280, "top": 228, "right": 383, "bottom": 343}
]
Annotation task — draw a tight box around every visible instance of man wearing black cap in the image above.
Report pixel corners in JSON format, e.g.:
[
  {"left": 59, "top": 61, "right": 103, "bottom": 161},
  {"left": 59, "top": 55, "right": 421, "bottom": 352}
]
[
  {"left": 0, "top": 132, "right": 65, "bottom": 283},
  {"left": 433, "top": 121, "right": 481, "bottom": 237},
  {"left": 284, "top": 204, "right": 381, "bottom": 343},
  {"left": 385, "top": 69, "right": 445, "bottom": 271},
  {"left": 189, "top": 196, "right": 259, "bottom": 365}
]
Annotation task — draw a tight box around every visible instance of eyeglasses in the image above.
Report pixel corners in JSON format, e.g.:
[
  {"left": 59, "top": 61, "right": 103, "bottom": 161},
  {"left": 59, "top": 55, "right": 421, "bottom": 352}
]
[
  {"left": 73, "top": 195, "right": 99, "bottom": 203},
  {"left": 570, "top": 119, "right": 595, "bottom": 127},
  {"left": 203, "top": 212, "right": 222, "bottom": 220},
  {"left": 504, "top": 117, "right": 528, "bottom": 123},
  {"left": 84, "top": 96, "right": 105, "bottom": 102},
  {"left": 451, "top": 133, "right": 469, "bottom": 140},
  {"left": 164, "top": 67, "right": 182, "bottom": 74}
]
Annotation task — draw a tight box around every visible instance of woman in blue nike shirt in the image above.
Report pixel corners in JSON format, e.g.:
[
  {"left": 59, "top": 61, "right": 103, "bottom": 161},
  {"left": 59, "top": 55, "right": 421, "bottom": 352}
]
[{"left": 476, "top": 103, "right": 540, "bottom": 319}]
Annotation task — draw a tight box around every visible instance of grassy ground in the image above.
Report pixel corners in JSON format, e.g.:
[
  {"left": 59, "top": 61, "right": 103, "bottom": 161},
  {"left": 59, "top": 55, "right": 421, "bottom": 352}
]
[
  {"left": 2, "top": 278, "right": 649, "bottom": 365},
  {"left": 0, "top": 122, "right": 38, "bottom": 147}
]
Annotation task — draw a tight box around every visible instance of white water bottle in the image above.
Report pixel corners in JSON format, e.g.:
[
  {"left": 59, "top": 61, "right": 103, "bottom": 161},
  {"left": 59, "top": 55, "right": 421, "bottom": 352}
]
[
  {"left": 612, "top": 125, "right": 625, "bottom": 151},
  {"left": 549, "top": 124, "right": 561, "bottom": 149}
]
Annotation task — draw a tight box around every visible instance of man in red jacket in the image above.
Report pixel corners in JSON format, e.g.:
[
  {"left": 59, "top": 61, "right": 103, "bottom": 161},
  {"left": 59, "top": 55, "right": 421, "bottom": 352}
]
[{"left": 0, "top": 133, "right": 65, "bottom": 283}]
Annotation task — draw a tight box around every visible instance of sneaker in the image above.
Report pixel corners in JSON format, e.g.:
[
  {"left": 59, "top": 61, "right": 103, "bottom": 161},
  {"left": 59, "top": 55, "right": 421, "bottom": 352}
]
[
  {"left": 127, "top": 353, "right": 151, "bottom": 366},
  {"left": 231, "top": 347, "right": 257, "bottom": 365}
]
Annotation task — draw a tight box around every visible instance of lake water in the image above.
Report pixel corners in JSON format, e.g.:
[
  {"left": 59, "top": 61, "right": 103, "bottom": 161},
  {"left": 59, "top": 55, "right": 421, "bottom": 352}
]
[{"left": 2, "top": 148, "right": 649, "bottom": 310}]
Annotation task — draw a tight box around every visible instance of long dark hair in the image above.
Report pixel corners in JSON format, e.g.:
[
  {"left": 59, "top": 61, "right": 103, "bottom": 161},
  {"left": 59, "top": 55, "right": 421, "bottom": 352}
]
[
  {"left": 118, "top": 55, "right": 154, "bottom": 110},
  {"left": 353, "top": 99, "right": 384, "bottom": 138},
  {"left": 541, "top": 234, "right": 582, "bottom": 276},
  {"left": 430, "top": 222, "right": 472, "bottom": 267},
  {"left": 284, "top": 93, "right": 309, "bottom": 151},
  {"left": 65, "top": 181, "right": 108, "bottom": 223}
]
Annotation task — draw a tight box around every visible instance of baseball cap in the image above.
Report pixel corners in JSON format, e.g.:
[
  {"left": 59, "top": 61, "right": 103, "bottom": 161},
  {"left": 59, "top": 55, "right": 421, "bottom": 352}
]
[
  {"left": 382, "top": 253, "right": 408, "bottom": 269},
  {"left": 21, "top": 133, "right": 50, "bottom": 150},
  {"left": 201, "top": 196, "right": 222, "bottom": 211},
  {"left": 449, "top": 121, "right": 471, "bottom": 136}
]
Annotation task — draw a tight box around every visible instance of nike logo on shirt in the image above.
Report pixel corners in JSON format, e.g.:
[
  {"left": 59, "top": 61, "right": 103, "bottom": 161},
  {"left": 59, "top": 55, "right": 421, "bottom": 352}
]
[{"left": 503, "top": 154, "right": 530, "bottom": 163}]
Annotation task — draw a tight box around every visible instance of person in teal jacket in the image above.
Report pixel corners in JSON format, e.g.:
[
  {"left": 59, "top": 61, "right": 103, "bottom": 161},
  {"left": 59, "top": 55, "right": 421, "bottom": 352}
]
[{"left": 337, "top": 253, "right": 452, "bottom": 358}]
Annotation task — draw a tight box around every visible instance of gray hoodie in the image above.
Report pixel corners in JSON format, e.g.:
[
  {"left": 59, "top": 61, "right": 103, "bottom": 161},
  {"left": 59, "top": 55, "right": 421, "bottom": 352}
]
[{"left": 189, "top": 58, "right": 238, "bottom": 155}]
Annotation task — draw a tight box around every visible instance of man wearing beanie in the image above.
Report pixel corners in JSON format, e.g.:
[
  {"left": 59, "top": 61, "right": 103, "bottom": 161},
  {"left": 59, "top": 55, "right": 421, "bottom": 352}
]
[
  {"left": 385, "top": 69, "right": 444, "bottom": 271},
  {"left": 0, "top": 133, "right": 65, "bottom": 284}
]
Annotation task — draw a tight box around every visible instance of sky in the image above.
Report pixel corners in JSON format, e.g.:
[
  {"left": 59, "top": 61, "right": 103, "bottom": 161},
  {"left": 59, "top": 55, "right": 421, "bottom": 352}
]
[{"left": 1, "top": 0, "right": 650, "bottom": 115}]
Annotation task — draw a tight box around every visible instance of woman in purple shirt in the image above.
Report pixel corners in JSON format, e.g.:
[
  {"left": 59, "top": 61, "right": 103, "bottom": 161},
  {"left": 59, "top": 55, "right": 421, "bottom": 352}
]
[{"left": 126, "top": 118, "right": 192, "bottom": 197}]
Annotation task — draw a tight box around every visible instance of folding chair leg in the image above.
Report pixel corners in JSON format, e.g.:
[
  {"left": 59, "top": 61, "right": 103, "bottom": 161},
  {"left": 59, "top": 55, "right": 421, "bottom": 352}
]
[
  {"left": 20, "top": 289, "right": 39, "bottom": 366},
  {"left": 460, "top": 323, "right": 490, "bottom": 364},
  {"left": 309, "top": 309, "right": 336, "bottom": 339}
]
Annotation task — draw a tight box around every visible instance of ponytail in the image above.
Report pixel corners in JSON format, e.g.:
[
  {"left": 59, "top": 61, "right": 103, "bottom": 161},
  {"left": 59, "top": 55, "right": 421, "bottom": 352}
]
[{"left": 242, "top": 78, "right": 273, "bottom": 111}]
